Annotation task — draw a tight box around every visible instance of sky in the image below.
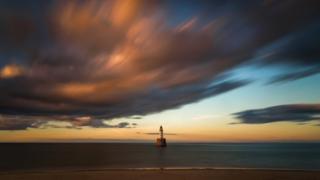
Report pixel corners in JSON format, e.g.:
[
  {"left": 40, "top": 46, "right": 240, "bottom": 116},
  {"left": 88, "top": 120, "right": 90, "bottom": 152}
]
[{"left": 0, "top": 0, "right": 320, "bottom": 142}]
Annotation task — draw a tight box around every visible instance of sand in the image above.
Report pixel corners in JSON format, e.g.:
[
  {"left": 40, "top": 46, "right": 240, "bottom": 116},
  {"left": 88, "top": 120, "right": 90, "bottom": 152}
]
[
  {"left": 0, "top": 169, "right": 320, "bottom": 180},
  {"left": 0, "top": 169, "right": 319, "bottom": 180}
]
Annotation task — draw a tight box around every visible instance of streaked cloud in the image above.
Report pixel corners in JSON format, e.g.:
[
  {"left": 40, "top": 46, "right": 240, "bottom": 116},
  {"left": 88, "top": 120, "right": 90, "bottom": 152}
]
[
  {"left": 0, "top": 0, "right": 319, "bottom": 130},
  {"left": 268, "top": 67, "right": 320, "bottom": 84},
  {"left": 233, "top": 104, "right": 320, "bottom": 124}
]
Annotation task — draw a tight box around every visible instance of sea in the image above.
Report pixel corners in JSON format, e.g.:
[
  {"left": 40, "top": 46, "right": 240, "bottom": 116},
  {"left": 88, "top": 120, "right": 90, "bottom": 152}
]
[{"left": 0, "top": 143, "right": 320, "bottom": 171}]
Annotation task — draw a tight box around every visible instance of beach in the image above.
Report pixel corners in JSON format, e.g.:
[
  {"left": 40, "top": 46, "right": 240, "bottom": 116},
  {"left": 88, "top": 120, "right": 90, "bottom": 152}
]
[{"left": 1, "top": 169, "right": 319, "bottom": 180}]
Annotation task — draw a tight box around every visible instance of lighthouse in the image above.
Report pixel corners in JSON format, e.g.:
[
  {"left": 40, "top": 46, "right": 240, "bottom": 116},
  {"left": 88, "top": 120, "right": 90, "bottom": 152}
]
[{"left": 156, "top": 125, "right": 167, "bottom": 147}]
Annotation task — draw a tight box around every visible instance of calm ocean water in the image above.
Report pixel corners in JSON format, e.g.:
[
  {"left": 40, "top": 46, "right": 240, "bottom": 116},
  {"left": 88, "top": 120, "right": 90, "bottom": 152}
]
[{"left": 0, "top": 143, "right": 319, "bottom": 171}]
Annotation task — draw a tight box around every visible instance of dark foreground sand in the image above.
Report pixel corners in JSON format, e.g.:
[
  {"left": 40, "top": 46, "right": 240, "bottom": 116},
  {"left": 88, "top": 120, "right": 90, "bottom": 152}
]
[{"left": 0, "top": 169, "right": 320, "bottom": 180}]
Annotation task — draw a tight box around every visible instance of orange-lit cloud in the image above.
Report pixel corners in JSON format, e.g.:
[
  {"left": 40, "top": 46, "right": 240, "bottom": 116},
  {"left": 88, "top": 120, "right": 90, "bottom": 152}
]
[
  {"left": 0, "top": 0, "right": 319, "bottom": 131},
  {"left": 0, "top": 64, "right": 24, "bottom": 79}
]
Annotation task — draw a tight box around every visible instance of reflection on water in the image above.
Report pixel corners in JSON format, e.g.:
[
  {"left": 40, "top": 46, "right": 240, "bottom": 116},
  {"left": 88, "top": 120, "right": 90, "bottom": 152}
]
[{"left": 157, "top": 147, "right": 166, "bottom": 168}]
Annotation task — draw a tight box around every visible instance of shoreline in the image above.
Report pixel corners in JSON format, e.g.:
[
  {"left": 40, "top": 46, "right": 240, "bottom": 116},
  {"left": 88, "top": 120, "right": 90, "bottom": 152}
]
[
  {"left": 1, "top": 168, "right": 319, "bottom": 180},
  {"left": 1, "top": 167, "right": 319, "bottom": 174}
]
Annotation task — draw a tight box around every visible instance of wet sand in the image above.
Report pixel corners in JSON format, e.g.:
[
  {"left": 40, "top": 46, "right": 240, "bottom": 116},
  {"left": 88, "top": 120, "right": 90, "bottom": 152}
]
[{"left": 0, "top": 169, "right": 319, "bottom": 180}]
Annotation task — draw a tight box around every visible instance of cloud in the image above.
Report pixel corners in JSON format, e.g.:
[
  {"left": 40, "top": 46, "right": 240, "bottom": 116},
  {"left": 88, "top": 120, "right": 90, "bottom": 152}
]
[
  {"left": 0, "top": 119, "right": 36, "bottom": 130},
  {"left": 82, "top": 120, "right": 133, "bottom": 129},
  {"left": 68, "top": 117, "right": 137, "bottom": 129},
  {"left": 0, "top": 115, "right": 135, "bottom": 130},
  {"left": 127, "top": 116, "right": 143, "bottom": 120},
  {"left": 268, "top": 67, "right": 320, "bottom": 84},
  {"left": 0, "top": 64, "right": 24, "bottom": 79},
  {"left": 0, "top": 1, "right": 319, "bottom": 129},
  {"left": 0, "top": 115, "right": 55, "bottom": 130},
  {"left": 256, "top": 22, "right": 320, "bottom": 83},
  {"left": 232, "top": 104, "right": 320, "bottom": 124}
]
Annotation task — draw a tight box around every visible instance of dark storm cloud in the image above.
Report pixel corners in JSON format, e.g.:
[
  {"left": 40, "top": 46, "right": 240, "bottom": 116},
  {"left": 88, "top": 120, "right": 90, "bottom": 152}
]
[
  {"left": 0, "top": 0, "right": 320, "bottom": 130},
  {"left": 233, "top": 104, "right": 320, "bottom": 124}
]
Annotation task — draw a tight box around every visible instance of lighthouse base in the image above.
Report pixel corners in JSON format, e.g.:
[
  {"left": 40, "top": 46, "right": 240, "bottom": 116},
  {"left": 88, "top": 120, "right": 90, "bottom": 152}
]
[{"left": 156, "top": 138, "right": 167, "bottom": 147}]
